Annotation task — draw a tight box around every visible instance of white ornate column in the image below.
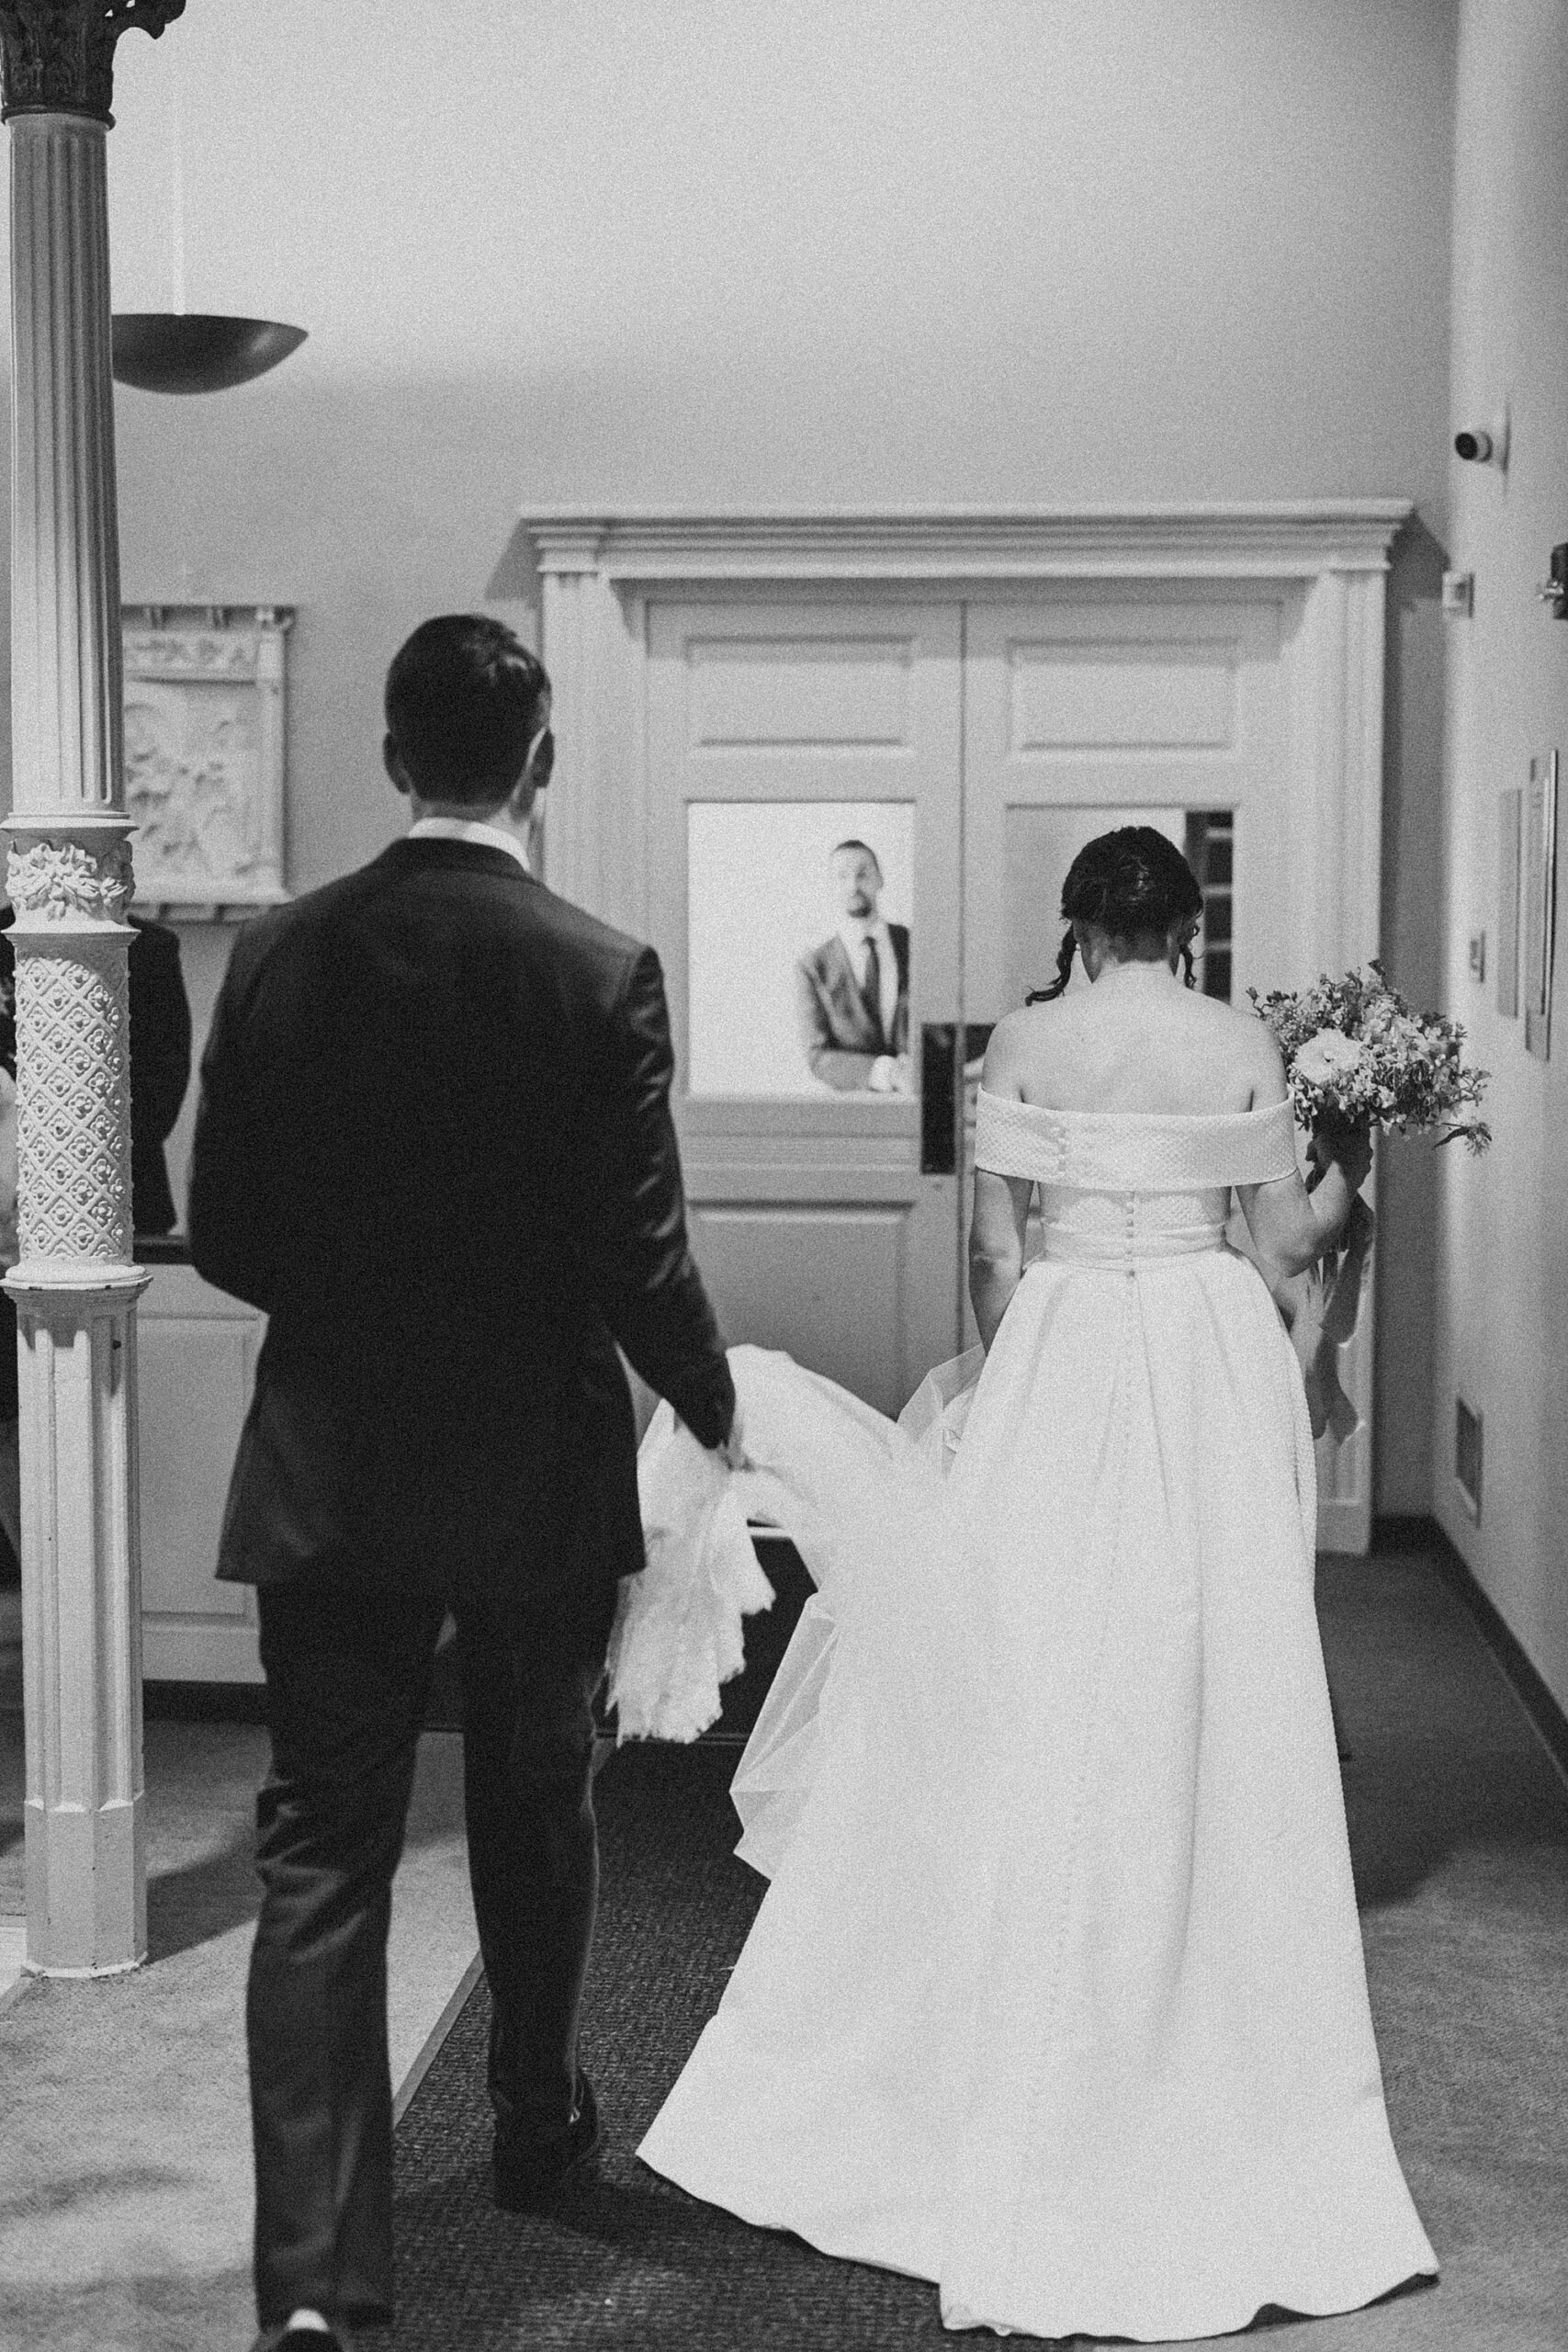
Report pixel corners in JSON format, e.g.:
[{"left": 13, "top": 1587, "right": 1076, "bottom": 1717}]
[{"left": 1, "top": 0, "right": 186, "bottom": 1975}]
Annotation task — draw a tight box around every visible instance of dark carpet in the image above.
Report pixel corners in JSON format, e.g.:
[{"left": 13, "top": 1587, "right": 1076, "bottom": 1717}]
[
  {"left": 388, "top": 1743, "right": 968, "bottom": 2351},
  {"left": 384, "top": 1545, "right": 1568, "bottom": 2351}
]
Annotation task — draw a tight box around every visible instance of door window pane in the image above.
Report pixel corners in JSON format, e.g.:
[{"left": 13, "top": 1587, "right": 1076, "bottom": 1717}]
[
  {"left": 1001, "top": 805, "right": 1235, "bottom": 1006},
  {"left": 687, "top": 801, "right": 916, "bottom": 1096}
]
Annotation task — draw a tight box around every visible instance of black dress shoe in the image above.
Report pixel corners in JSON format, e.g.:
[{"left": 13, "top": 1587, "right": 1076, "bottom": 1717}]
[
  {"left": 493, "top": 2072, "right": 602, "bottom": 2211},
  {"left": 254, "top": 2326, "right": 350, "bottom": 2352}
]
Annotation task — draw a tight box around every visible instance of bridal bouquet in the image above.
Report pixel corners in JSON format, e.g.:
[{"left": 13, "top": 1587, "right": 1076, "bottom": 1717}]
[
  {"left": 1244, "top": 962, "right": 1488, "bottom": 1447},
  {"left": 1247, "top": 961, "right": 1491, "bottom": 1154}
]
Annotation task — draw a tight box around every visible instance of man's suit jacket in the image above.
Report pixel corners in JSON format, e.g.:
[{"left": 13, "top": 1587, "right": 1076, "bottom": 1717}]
[
  {"left": 0, "top": 910, "right": 192, "bottom": 1422},
  {"left": 187, "top": 837, "right": 735, "bottom": 1623},
  {"left": 795, "top": 924, "right": 910, "bottom": 1091}
]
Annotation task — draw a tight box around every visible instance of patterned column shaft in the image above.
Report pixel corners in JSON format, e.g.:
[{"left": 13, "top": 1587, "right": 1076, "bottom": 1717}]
[{"left": 8, "top": 837, "right": 135, "bottom": 1265}]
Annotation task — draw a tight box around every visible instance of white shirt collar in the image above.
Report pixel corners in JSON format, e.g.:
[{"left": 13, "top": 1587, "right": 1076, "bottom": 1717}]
[
  {"left": 838, "top": 914, "right": 890, "bottom": 960},
  {"left": 406, "top": 816, "right": 531, "bottom": 874}
]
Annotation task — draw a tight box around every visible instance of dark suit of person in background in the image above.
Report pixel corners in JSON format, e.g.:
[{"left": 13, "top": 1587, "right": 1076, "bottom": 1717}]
[
  {"left": 0, "top": 910, "right": 192, "bottom": 1571},
  {"left": 795, "top": 838, "right": 912, "bottom": 1092},
  {"left": 189, "top": 616, "right": 738, "bottom": 2352}
]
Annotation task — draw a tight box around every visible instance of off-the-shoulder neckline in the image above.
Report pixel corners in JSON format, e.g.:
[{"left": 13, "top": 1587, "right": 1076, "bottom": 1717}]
[{"left": 976, "top": 1086, "right": 1292, "bottom": 1126}]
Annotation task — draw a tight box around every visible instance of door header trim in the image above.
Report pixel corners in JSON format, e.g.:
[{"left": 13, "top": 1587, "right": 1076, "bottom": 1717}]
[{"left": 519, "top": 503, "right": 1413, "bottom": 586}]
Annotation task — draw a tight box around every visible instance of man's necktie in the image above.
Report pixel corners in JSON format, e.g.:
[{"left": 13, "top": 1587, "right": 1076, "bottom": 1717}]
[{"left": 862, "top": 935, "right": 883, "bottom": 1045}]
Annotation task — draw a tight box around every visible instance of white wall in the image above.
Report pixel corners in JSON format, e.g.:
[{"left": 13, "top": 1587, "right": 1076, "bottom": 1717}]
[
  {"left": 1434, "top": 0, "right": 1568, "bottom": 1707},
  {"left": 0, "top": 0, "right": 1457, "bottom": 1508}
]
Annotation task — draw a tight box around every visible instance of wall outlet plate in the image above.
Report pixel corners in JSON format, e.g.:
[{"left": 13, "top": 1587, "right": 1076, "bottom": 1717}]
[{"left": 1442, "top": 569, "right": 1474, "bottom": 617}]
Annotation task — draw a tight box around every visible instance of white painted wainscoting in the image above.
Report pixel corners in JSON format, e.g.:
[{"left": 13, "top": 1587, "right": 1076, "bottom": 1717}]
[{"left": 524, "top": 507, "right": 1409, "bottom": 1556}]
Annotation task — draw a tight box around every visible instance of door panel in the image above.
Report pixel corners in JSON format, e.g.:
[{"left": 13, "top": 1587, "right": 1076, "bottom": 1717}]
[{"left": 648, "top": 597, "right": 964, "bottom": 1411}]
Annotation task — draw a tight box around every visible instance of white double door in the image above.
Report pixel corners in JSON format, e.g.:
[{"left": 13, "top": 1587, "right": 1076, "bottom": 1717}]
[{"left": 647, "top": 583, "right": 1369, "bottom": 1545}]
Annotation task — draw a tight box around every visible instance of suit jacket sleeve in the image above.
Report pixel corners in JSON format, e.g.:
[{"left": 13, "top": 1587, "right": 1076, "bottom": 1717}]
[
  {"left": 584, "top": 946, "right": 735, "bottom": 1449},
  {"left": 795, "top": 951, "right": 880, "bottom": 1091},
  {"left": 186, "top": 930, "right": 276, "bottom": 1313}
]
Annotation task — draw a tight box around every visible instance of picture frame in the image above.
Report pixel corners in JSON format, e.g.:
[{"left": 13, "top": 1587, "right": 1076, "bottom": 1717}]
[
  {"left": 1496, "top": 786, "right": 1520, "bottom": 1020},
  {"left": 122, "top": 603, "right": 294, "bottom": 920},
  {"left": 1523, "top": 750, "right": 1558, "bottom": 1062}
]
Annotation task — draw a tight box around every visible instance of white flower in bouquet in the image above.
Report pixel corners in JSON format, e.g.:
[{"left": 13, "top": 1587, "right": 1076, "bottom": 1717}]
[{"left": 1293, "top": 1029, "right": 1368, "bottom": 1086}]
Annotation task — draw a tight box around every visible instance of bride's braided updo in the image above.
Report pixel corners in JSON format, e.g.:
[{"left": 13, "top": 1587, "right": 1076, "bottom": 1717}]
[{"left": 1027, "top": 826, "right": 1205, "bottom": 1003}]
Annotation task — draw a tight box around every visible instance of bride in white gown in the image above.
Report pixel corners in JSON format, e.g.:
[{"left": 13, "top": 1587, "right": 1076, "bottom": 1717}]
[{"left": 633, "top": 828, "right": 1438, "bottom": 2343}]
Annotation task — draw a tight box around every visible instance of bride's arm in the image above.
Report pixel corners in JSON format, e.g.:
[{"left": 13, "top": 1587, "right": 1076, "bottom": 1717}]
[
  {"left": 969, "top": 1169, "right": 1033, "bottom": 1350},
  {"left": 969, "top": 1014, "right": 1037, "bottom": 1348}
]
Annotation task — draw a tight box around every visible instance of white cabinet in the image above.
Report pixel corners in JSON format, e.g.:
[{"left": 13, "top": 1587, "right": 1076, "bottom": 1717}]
[{"left": 137, "top": 1253, "right": 264, "bottom": 1683}]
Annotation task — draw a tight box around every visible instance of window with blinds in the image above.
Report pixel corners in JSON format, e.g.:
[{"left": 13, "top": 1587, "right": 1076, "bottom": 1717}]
[{"left": 1184, "top": 809, "right": 1235, "bottom": 1001}]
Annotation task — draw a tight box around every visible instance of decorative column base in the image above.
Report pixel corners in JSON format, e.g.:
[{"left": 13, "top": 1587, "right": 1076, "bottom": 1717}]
[{"left": 9, "top": 1263, "right": 152, "bottom": 1974}]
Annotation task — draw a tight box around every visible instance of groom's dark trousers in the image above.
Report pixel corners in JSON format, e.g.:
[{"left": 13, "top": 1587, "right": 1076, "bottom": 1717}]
[{"left": 189, "top": 837, "right": 735, "bottom": 2331}]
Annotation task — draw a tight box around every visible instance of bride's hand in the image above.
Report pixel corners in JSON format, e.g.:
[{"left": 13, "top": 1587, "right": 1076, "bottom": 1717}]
[
  {"left": 1309, "top": 1113, "right": 1372, "bottom": 1194},
  {"left": 716, "top": 1410, "right": 753, "bottom": 1475}
]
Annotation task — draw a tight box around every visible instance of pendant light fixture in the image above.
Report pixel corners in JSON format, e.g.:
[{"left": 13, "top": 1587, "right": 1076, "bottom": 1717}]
[{"left": 111, "top": 46, "right": 305, "bottom": 394}]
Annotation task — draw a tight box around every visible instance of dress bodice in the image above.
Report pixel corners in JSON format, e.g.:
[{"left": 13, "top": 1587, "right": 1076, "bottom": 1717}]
[{"left": 973, "top": 1088, "right": 1299, "bottom": 1267}]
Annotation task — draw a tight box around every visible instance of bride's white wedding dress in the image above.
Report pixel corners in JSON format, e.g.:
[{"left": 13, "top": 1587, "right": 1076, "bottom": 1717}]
[{"left": 628, "top": 1091, "right": 1438, "bottom": 2343}]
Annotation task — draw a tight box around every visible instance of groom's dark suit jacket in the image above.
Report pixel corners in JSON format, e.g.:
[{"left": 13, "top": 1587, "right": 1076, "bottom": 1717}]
[
  {"left": 795, "top": 923, "right": 911, "bottom": 1091},
  {"left": 188, "top": 836, "right": 735, "bottom": 1623}
]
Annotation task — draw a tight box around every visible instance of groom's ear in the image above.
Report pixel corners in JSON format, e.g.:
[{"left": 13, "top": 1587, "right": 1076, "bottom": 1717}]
[
  {"left": 506, "top": 767, "right": 544, "bottom": 823},
  {"left": 383, "top": 734, "right": 412, "bottom": 797}
]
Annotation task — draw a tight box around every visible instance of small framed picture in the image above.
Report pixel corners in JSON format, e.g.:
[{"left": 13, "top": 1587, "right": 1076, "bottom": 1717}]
[
  {"left": 1523, "top": 751, "right": 1558, "bottom": 1062},
  {"left": 122, "top": 603, "right": 293, "bottom": 920},
  {"left": 1496, "top": 786, "right": 1520, "bottom": 1020}
]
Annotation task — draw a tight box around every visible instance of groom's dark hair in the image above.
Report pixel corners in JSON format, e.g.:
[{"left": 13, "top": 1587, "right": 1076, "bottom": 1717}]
[{"left": 385, "top": 615, "right": 549, "bottom": 806}]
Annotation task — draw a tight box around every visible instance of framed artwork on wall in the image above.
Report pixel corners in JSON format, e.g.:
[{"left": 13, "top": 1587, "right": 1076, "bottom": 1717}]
[
  {"left": 1523, "top": 750, "right": 1558, "bottom": 1062},
  {"left": 122, "top": 604, "right": 293, "bottom": 920},
  {"left": 1496, "top": 786, "right": 1520, "bottom": 1021}
]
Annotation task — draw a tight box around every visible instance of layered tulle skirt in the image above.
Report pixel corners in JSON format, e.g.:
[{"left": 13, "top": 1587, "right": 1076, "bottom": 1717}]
[{"left": 620, "top": 1248, "right": 1437, "bottom": 2341}]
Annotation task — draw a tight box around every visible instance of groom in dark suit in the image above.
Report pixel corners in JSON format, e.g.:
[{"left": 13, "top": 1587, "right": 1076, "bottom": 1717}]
[{"left": 189, "top": 615, "right": 739, "bottom": 2352}]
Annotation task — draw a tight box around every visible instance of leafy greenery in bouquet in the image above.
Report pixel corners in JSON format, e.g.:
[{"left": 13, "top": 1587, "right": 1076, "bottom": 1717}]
[{"left": 1247, "top": 960, "right": 1490, "bottom": 1153}]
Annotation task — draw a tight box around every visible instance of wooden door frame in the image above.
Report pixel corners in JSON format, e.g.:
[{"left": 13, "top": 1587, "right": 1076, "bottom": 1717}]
[{"left": 521, "top": 503, "right": 1411, "bottom": 1552}]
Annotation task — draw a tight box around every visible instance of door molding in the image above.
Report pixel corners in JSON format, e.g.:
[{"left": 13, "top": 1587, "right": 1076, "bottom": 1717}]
[
  {"left": 526, "top": 501, "right": 1409, "bottom": 586},
  {"left": 523, "top": 503, "right": 1412, "bottom": 1552}
]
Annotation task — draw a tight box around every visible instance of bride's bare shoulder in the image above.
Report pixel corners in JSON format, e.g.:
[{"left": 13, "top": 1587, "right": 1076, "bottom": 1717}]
[
  {"left": 1221, "top": 998, "right": 1289, "bottom": 1100},
  {"left": 981, "top": 1004, "right": 1053, "bottom": 1095}
]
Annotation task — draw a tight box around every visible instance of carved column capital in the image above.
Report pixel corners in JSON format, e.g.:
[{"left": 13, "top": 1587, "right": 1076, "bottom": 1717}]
[
  {"left": 6, "top": 830, "right": 133, "bottom": 925},
  {"left": 0, "top": 0, "right": 184, "bottom": 125}
]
